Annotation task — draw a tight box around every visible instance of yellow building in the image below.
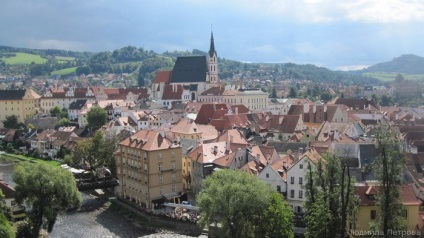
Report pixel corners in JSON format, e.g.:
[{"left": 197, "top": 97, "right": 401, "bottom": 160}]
[
  {"left": 0, "top": 89, "right": 40, "bottom": 128},
  {"left": 351, "top": 184, "right": 421, "bottom": 237},
  {"left": 116, "top": 129, "right": 183, "bottom": 209}
]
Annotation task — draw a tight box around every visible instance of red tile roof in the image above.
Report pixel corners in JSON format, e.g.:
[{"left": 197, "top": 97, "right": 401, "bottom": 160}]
[
  {"left": 154, "top": 71, "right": 172, "bottom": 84},
  {"left": 119, "top": 130, "right": 174, "bottom": 151},
  {"left": 162, "top": 84, "right": 183, "bottom": 100},
  {"left": 355, "top": 184, "right": 420, "bottom": 206}
]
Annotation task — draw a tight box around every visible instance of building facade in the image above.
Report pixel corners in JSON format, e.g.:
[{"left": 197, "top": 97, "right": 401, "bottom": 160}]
[
  {"left": 0, "top": 89, "right": 41, "bottom": 128},
  {"left": 116, "top": 130, "right": 183, "bottom": 209}
]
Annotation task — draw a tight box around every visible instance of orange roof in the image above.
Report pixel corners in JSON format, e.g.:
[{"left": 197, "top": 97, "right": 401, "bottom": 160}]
[
  {"left": 119, "top": 130, "right": 174, "bottom": 151},
  {"left": 154, "top": 71, "right": 172, "bottom": 84}
]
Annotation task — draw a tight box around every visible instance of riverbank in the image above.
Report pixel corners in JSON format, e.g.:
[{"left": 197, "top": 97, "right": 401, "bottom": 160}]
[
  {"left": 109, "top": 198, "right": 204, "bottom": 237},
  {"left": 0, "top": 152, "right": 61, "bottom": 167}
]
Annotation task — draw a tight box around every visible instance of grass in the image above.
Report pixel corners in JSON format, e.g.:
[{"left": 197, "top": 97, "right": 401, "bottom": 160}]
[
  {"left": 0, "top": 52, "right": 47, "bottom": 65},
  {"left": 51, "top": 67, "right": 77, "bottom": 75},
  {"left": 0, "top": 153, "right": 61, "bottom": 167},
  {"left": 364, "top": 72, "right": 424, "bottom": 82}
]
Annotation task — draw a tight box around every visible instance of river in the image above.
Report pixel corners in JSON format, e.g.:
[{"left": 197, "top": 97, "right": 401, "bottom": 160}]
[{"left": 0, "top": 158, "right": 154, "bottom": 238}]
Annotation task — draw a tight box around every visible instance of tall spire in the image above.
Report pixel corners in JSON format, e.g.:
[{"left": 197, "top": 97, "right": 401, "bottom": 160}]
[{"left": 209, "top": 31, "right": 216, "bottom": 57}]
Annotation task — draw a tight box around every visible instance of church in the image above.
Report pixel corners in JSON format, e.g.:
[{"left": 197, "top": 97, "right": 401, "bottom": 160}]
[{"left": 152, "top": 32, "right": 220, "bottom": 106}]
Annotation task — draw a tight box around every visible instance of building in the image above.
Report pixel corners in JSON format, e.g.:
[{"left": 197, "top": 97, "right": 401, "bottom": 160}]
[
  {"left": 351, "top": 184, "right": 421, "bottom": 237},
  {"left": 0, "top": 88, "right": 41, "bottom": 128},
  {"left": 197, "top": 87, "right": 269, "bottom": 111},
  {"left": 286, "top": 148, "right": 322, "bottom": 214},
  {"left": 116, "top": 129, "right": 183, "bottom": 209},
  {"left": 40, "top": 86, "right": 95, "bottom": 113},
  {"left": 152, "top": 32, "right": 219, "bottom": 104}
]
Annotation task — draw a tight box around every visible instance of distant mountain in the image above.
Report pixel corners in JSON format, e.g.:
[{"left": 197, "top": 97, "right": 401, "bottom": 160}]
[{"left": 365, "top": 54, "right": 424, "bottom": 74}]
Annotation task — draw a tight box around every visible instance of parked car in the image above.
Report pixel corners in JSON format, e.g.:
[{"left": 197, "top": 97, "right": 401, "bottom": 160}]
[{"left": 182, "top": 201, "right": 191, "bottom": 206}]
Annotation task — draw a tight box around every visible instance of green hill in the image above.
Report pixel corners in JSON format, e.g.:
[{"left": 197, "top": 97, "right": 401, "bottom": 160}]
[
  {"left": 0, "top": 52, "right": 47, "bottom": 65},
  {"left": 365, "top": 54, "right": 424, "bottom": 74}
]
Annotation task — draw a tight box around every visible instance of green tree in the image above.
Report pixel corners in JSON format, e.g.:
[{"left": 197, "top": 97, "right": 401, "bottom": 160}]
[
  {"left": 304, "top": 152, "right": 358, "bottom": 238},
  {"left": 13, "top": 163, "right": 82, "bottom": 237},
  {"left": 372, "top": 126, "right": 406, "bottom": 237},
  {"left": 289, "top": 87, "right": 297, "bottom": 98},
  {"left": 320, "top": 92, "right": 333, "bottom": 101},
  {"left": 0, "top": 213, "right": 14, "bottom": 238},
  {"left": 270, "top": 86, "right": 277, "bottom": 98},
  {"left": 86, "top": 106, "right": 107, "bottom": 130},
  {"left": 2, "top": 115, "right": 19, "bottom": 129},
  {"left": 49, "top": 106, "right": 62, "bottom": 117},
  {"left": 58, "top": 118, "right": 71, "bottom": 127},
  {"left": 259, "top": 192, "right": 294, "bottom": 238},
  {"left": 196, "top": 169, "right": 294, "bottom": 238}
]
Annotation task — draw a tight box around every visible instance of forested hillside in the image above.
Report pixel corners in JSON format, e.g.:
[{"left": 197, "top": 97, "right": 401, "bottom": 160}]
[
  {"left": 0, "top": 45, "right": 378, "bottom": 86},
  {"left": 364, "top": 54, "right": 424, "bottom": 74}
]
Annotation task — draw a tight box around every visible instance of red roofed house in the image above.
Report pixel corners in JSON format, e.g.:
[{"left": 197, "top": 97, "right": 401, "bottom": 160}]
[{"left": 352, "top": 184, "right": 421, "bottom": 237}]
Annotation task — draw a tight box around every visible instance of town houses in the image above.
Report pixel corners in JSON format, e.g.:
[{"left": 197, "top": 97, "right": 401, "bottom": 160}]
[{"left": 1, "top": 32, "right": 424, "bottom": 237}]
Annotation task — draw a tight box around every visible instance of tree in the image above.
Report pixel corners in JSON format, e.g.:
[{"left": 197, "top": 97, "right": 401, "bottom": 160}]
[
  {"left": 196, "top": 169, "right": 294, "bottom": 238},
  {"left": 372, "top": 126, "right": 406, "bottom": 236},
  {"left": 0, "top": 191, "right": 14, "bottom": 238},
  {"left": 0, "top": 213, "right": 14, "bottom": 238},
  {"left": 86, "top": 106, "right": 107, "bottom": 130},
  {"left": 58, "top": 118, "right": 71, "bottom": 127},
  {"left": 13, "top": 162, "right": 82, "bottom": 237},
  {"left": 289, "top": 87, "right": 297, "bottom": 98},
  {"left": 270, "top": 86, "right": 277, "bottom": 98},
  {"left": 304, "top": 152, "right": 358, "bottom": 238},
  {"left": 259, "top": 192, "right": 294, "bottom": 238},
  {"left": 320, "top": 92, "right": 333, "bottom": 101},
  {"left": 49, "top": 106, "right": 62, "bottom": 117},
  {"left": 2, "top": 115, "right": 19, "bottom": 129}
]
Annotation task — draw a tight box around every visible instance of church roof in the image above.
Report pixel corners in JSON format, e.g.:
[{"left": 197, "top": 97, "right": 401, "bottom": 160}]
[
  {"left": 209, "top": 31, "right": 216, "bottom": 57},
  {"left": 171, "top": 56, "right": 208, "bottom": 83},
  {"left": 0, "top": 89, "right": 26, "bottom": 100}
]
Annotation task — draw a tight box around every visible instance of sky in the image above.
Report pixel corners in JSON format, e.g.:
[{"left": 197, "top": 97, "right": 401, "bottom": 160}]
[{"left": 1, "top": 0, "right": 424, "bottom": 70}]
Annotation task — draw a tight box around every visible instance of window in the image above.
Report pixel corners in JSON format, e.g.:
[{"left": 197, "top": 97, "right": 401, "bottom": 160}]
[
  {"left": 158, "top": 153, "right": 162, "bottom": 159},
  {"left": 172, "top": 173, "right": 176, "bottom": 182},
  {"left": 277, "top": 185, "right": 281, "bottom": 192},
  {"left": 159, "top": 175, "right": 163, "bottom": 184},
  {"left": 290, "top": 190, "right": 294, "bottom": 198},
  {"left": 145, "top": 175, "right": 148, "bottom": 184},
  {"left": 172, "top": 185, "right": 176, "bottom": 192},
  {"left": 370, "top": 210, "right": 377, "bottom": 220},
  {"left": 171, "top": 151, "right": 176, "bottom": 158},
  {"left": 299, "top": 164, "right": 303, "bottom": 169},
  {"left": 159, "top": 187, "right": 163, "bottom": 195},
  {"left": 299, "top": 190, "right": 303, "bottom": 198},
  {"left": 299, "top": 177, "right": 303, "bottom": 185},
  {"left": 266, "top": 173, "right": 269, "bottom": 178},
  {"left": 171, "top": 161, "right": 176, "bottom": 170},
  {"left": 290, "top": 177, "right": 294, "bottom": 184},
  {"left": 158, "top": 163, "right": 163, "bottom": 172}
]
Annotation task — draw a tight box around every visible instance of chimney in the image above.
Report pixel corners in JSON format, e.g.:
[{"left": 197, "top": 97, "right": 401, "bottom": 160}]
[
  {"left": 235, "top": 107, "right": 238, "bottom": 114},
  {"left": 256, "top": 154, "right": 260, "bottom": 163},
  {"left": 230, "top": 135, "right": 234, "bottom": 143},
  {"left": 213, "top": 145, "right": 218, "bottom": 154},
  {"left": 226, "top": 141, "right": 230, "bottom": 152},
  {"left": 313, "top": 105, "right": 316, "bottom": 113},
  {"left": 323, "top": 104, "right": 327, "bottom": 112}
]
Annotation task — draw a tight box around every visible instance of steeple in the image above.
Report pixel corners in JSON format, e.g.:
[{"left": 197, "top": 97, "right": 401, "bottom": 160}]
[{"left": 209, "top": 31, "right": 216, "bottom": 57}]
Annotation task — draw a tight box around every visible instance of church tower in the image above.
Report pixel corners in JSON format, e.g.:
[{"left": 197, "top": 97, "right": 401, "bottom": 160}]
[{"left": 207, "top": 31, "right": 218, "bottom": 84}]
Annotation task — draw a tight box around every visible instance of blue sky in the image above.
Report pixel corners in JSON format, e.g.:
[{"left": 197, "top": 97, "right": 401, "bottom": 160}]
[{"left": 1, "top": 0, "right": 424, "bottom": 70}]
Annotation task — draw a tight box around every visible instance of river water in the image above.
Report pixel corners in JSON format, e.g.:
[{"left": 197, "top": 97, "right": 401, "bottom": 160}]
[{"left": 0, "top": 158, "right": 150, "bottom": 238}]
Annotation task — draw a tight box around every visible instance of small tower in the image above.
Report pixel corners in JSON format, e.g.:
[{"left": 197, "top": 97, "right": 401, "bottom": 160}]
[{"left": 207, "top": 31, "right": 218, "bottom": 84}]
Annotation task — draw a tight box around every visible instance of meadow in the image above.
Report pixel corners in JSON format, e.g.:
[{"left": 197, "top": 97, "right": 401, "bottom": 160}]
[
  {"left": 364, "top": 72, "right": 424, "bottom": 82},
  {"left": 0, "top": 52, "right": 47, "bottom": 65},
  {"left": 51, "top": 67, "right": 77, "bottom": 75}
]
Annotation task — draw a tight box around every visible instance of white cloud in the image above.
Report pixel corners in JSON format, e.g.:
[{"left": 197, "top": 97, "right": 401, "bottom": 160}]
[
  {"left": 194, "top": 0, "right": 424, "bottom": 23},
  {"left": 253, "top": 44, "right": 279, "bottom": 54},
  {"left": 336, "top": 65, "right": 370, "bottom": 71}
]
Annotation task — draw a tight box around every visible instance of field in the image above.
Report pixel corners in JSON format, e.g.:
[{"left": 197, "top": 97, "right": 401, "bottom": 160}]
[
  {"left": 56, "top": 56, "right": 76, "bottom": 63},
  {"left": 51, "top": 67, "right": 77, "bottom": 75},
  {"left": 364, "top": 72, "right": 424, "bottom": 82},
  {"left": 0, "top": 52, "right": 47, "bottom": 65}
]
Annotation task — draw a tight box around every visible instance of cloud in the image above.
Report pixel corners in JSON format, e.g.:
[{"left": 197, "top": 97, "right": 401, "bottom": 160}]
[{"left": 336, "top": 65, "right": 370, "bottom": 71}]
